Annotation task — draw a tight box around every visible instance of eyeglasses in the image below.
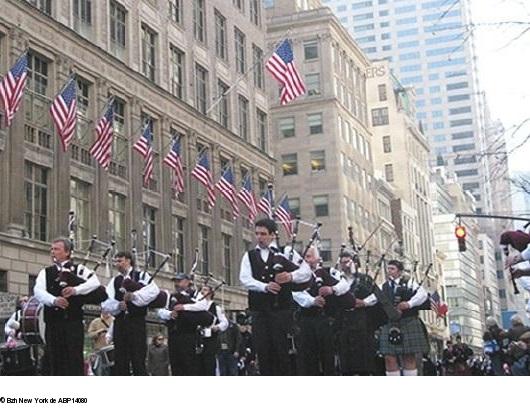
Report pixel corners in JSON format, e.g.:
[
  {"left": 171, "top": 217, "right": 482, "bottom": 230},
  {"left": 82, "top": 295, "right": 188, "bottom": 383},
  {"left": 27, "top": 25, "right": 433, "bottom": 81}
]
[{"left": 156, "top": 338, "right": 164, "bottom": 341}]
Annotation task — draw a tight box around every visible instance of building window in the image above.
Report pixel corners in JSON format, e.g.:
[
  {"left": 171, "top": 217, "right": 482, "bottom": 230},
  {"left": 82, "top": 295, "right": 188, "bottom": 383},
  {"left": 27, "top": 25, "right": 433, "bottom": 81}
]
[
  {"left": 217, "top": 80, "right": 229, "bottom": 128},
  {"left": 143, "top": 205, "right": 157, "bottom": 267},
  {"left": 233, "top": 0, "right": 244, "bottom": 12},
  {"left": 110, "top": 0, "right": 126, "bottom": 55},
  {"left": 238, "top": 95, "right": 249, "bottom": 140},
  {"left": 169, "top": 0, "right": 182, "bottom": 24},
  {"left": 378, "top": 84, "right": 387, "bottom": 101},
  {"left": 253, "top": 45, "right": 264, "bottom": 89},
  {"left": 76, "top": 78, "right": 90, "bottom": 117},
  {"left": 279, "top": 117, "right": 295, "bottom": 138},
  {"left": 199, "top": 225, "right": 209, "bottom": 274},
  {"left": 235, "top": 28, "right": 246, "bottom": 74},
  {"left": 27, "top": 52, "right": 48, "bottom": 96},
  {"left": 108, "top": 192, "right": 126, "bottom": 251},
  {"left": 195, "top": 64, "right": 208, "bottom": 114},
  {"left": 304, "top": 40, "right": 318, "bottom": 60},
  {"left": 310, "top": 150, "right": 326, "bottom": 172},
  {"left": 305, "top": 73, "right": 321, "bottom": 96},
  {"left": 174, "top": 216, "right": 185, "bottom": 273},
  {"left": 24, "top": 161, "right": 48, "bottom": 241},
  {"left": 371, "top": 107, "right": 389, "bottom": 126},
  {"left": 313, "top": 195, "right": 329, "bottom": 217},
  {"left": 384, "top": 163, "right": 394, "bottom": 182},
  {"left": 222, "top": 234, "right": 232, "bottom": 285},
  {"left": 26, "top": 0, "right": 52, "bottom": 14},
  {"left": 288, "top": 197, "right": 300, "bottom": 217},
  {"left": 169, "top": 46, "right": 185, "bottom": 100},
  {"left": 0, "top": 270, "right": 6, "bottom": 293},
  {"left": 193, "top": 0, "right": 206, "bottom": 43},
  {"left": 73, "top": 0, "right": 92, "bottom": 35},
  {"left": 141, "top": 24, "right": 156, "bottom": 82},
  {"left": 109, "top": 97, "right": 127, "bottom": 179},
  {"left": 249, "top": 0, "right": 260, "bottom": 25},
  {"left": 308, "top": 113, "right": 323, "bottom": 134},
  {"left": 281, "top": 154, "right": 298, "bottom": 176},
  {"left": 383, "top": 135, "right": 391, "bottom": 153},
  {"left": 70, "top": 179, "right": 90, "bottom": 247},
  {"left": 320, "top": 239, "right": 332, "bottom": 262},
  {"left": 213, "top": 10, "right": 227, "bottom": 61},
  {"left": 257, "top": 109, "right": 267, "bottom": 152}
]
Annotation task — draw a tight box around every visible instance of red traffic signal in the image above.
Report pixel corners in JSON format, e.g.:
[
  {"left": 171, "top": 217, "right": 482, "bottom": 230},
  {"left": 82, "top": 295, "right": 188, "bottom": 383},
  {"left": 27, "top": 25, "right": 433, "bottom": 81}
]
[
  {"left": 455, "top": 225, "right": 466, "bottom": 239},
  {"left": 455, "top": 225, "right": 467, "bottom": 252}
]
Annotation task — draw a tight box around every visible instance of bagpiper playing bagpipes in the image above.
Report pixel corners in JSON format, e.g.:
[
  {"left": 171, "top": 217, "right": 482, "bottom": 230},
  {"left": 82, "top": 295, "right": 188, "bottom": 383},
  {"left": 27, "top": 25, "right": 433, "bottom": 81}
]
[
  {"left": 379, "top": 259, "right": 431, "bottom": 376},
  {"left": 101, "top": 229, "right": 165, "bottom": 376},
  {"left": 239, "top": 183, "right": 312, "bottom": 375},
  {"left": 157, "top": 249, "right": 217, "bottom": 376},
  {"left": 32, "top": 211, "right": 109, "bottom": 376}
]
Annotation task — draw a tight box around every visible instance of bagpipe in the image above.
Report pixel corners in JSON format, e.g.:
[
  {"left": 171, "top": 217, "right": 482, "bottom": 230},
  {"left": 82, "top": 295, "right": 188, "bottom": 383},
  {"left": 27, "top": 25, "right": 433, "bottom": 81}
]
[
  {"left": 60, "top": 211, "right": 110, "bottom": 305},
  {"left": 268, "top": 216, "right": 318, "bottom": 292}
]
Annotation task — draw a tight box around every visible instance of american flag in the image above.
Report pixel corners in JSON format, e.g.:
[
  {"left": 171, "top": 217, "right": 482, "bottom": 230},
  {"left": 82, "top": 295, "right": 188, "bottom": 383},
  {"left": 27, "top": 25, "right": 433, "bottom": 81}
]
[
  {"left": 50, "top": 77, "right": 78, "bottom": 152},
  {"left": 430, "top": 290, "right": 448, "bottom": 318},
  {"left": 275, "top": 195, "right": 294, "bottom": 237},
  {"left": 133, "top": 120, "right": 154, "bottom": 186},
  {"left": 265, "top": 39, "right": 306, "bottom": 105},
  {"left": 89, "top": 98, "right": 115, "bottom": 170},
  {"left": 163, "top": 136, "right": 185, "bottom": 195},
  {"left": 237, "top": 174, "right": 258, "bottom": 223},
  {"left": 0, "top": 52, "right": 28, "bottom": 127},
  {"left": 191, "top": 151, "right": 216, "bottom": 209},
  {"left": 215, "top": 167, "right": 240, "bottom": 219},
  {"left": 257, "top": 188, "right": 273, "bottom": 218}
]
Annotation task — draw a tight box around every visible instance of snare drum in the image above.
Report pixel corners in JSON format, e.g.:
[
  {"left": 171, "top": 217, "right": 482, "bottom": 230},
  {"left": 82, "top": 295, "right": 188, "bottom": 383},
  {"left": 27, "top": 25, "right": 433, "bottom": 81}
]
[
  {"left": 0, "top": 344, "right": 34, "bottom": 375},
  {"left": 21, "top": 296, "right": 46, "bottom": 345}
]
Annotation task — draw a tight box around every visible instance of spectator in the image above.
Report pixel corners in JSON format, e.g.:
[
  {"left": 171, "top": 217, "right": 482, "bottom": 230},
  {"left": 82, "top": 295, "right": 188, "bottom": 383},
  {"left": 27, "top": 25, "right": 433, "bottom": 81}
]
[
  {"left": 147, "top": 334, "right": 170, "bottom": 376},
  {"left": 217, "top": 319, "right": 241, "bottom": 376}
]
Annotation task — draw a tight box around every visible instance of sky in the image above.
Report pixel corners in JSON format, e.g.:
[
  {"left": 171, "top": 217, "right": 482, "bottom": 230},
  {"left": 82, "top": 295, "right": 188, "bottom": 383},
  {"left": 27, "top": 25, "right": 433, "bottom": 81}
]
[{"left": 470, "top": 0, "right": 530, "bottom": 173}]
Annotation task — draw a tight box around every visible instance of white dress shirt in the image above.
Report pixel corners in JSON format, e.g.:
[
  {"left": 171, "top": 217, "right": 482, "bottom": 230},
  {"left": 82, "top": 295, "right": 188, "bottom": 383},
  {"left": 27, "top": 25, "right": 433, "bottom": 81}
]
[
  {"left": 4, "top": 310, "right": 21, "bottom": 339},
  {"left": 101, "top": 267, "right": 159, "bottom": 316},
  {"left": 34, "top": 260, "right": 100, "bottom": 307},
  {"left": 157, "top": 289, "right": 209, "bottom": 321},
  {"left": 239, "top": 242, "right": 312, "bottom": 293},
  {"left": 207, "top": 301, "right": 229, "bottom": 332},
  {"left": 292, "top": 269, "right": 350, "bottom": 308},
  {"left": 387, "top": 276, "right": 428, "bottom": 308},
  {"left": 343, "top": 275, "right": 378, "bottom": 307}
]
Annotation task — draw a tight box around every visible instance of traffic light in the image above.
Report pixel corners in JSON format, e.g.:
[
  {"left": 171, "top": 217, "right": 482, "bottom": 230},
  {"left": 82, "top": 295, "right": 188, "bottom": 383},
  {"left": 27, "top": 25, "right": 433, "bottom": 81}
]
[{"left": 455, "top": 225, "right": 467, "bottom": 252}]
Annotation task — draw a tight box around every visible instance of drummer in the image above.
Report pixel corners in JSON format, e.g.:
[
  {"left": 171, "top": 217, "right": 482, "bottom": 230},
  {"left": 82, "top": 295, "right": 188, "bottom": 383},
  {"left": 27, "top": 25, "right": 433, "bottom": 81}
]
[{"left": 4, "top": 295, "right": 29, "bottom": 341}]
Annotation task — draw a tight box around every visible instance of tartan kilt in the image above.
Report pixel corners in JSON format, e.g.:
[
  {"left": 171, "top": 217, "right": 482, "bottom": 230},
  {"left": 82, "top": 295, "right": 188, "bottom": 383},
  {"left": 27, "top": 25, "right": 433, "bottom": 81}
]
[{"left": 379, "top": 316, "right": 430, "bottom": 355}]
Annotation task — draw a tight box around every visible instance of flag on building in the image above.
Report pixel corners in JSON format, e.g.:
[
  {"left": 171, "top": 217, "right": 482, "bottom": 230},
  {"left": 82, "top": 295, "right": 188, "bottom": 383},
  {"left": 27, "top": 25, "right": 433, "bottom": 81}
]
[
  {"left": 257, "top": 188, "right": 273, "bottom": 218},
  {"left": 89, "top": 98, "right": 115, "bottom": 170},
  {"left": 265, "top": 39, "right": 306, "bottom": 105},
  {"left": 191, "top": 151, "right": 216, "bottom": 209},
  {"left": 163, "top": 135, "right": 185, "bottom": 194},
  {"left": 275, "top": 195, "right": 293, "bottom": 237},
  {"left": 430, "top": 290, "right": 448, "bottom": 318},
  {"left": 215, "top": 166, "right": 239, "bottom": 219},
  {"left": 50, "top": 77, "right": 78, "bottom": 151},
  {"left": 237, "top": 174, "right": 258, "bottom": 223},
  {"left": 133, "top": 120, "right": 154, "bottom": 186},
  {"left": 0, "top": 52, "right": 28, "bottom": 127}
]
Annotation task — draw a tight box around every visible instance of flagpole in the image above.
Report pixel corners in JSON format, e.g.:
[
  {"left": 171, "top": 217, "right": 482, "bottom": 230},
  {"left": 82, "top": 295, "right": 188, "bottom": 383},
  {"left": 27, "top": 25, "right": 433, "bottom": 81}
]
[
  {"left": 80, "top": 96, "right": 115, "bottom": 144},
  {"left": 205, "top": 30, "right": 292, "bottom": 116}
]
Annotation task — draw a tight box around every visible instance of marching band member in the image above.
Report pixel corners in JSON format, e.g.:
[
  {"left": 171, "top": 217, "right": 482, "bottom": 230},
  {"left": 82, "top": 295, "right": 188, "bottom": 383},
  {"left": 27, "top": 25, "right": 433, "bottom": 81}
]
[
  {"left": 4, "top": 295, "right": 29, "bottom": 341},
  {"left": 157, "top": 273, "right": 210, "bottom": 376},
  {"left": 239, "top": 218, "right": 311, "bottom": 376},
  {"left": 293, "top": 246, "right": 348, "bottom": 375},
  {"left": 379, "top": 260, "right": 430, "bottom": 376},
  {"left": 197, "top": 284, "right": 229, "bottom": 376},
  {"left": 34, "top": 238, "right": 102, "bottom": 376},
  {"left": 336, "top": 250, "right": 380, "bottom": 375},
  {"left": 101, "top": 251, "right": 159, "bottom": 376}
]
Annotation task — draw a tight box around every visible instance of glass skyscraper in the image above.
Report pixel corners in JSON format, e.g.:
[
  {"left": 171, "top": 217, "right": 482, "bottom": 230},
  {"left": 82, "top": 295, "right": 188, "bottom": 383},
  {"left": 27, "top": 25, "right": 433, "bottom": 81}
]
[{"left": 323, "top": 0, "right": 492, "bottom": 214}]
